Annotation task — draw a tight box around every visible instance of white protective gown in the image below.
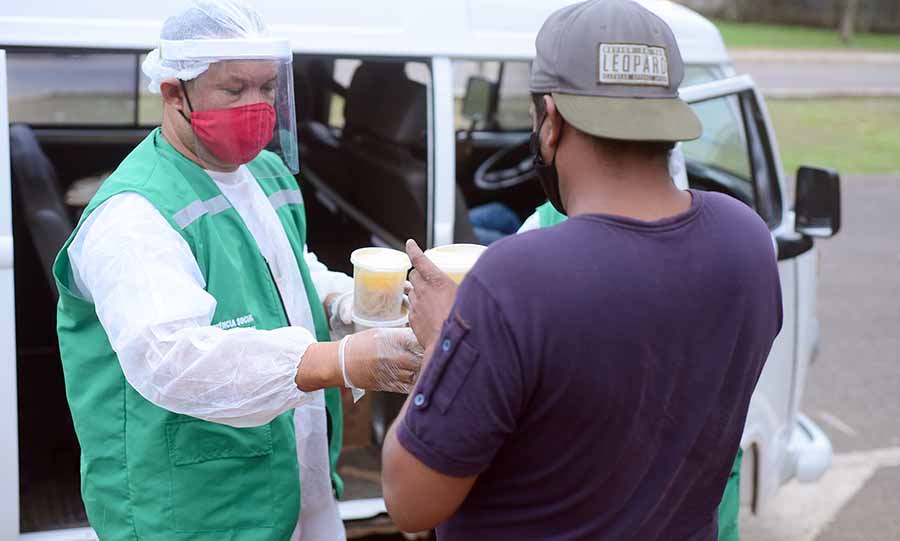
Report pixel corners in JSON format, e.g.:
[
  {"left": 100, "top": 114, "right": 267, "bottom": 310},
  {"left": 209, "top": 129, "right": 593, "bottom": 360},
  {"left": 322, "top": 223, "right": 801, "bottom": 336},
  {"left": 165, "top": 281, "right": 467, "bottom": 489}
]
[{"left": 68, "top": 165, "right": 351, "bottom": 541}]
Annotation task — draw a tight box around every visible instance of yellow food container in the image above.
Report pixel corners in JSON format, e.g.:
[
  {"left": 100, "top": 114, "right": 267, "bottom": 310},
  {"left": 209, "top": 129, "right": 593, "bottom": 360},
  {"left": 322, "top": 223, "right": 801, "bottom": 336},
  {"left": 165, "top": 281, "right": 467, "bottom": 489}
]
[
  {"left": 423, "top": 244, "right": 487, "bottom": 284},
  {"left": 350, "top": 247, "right": 412, "bottom": 321}
]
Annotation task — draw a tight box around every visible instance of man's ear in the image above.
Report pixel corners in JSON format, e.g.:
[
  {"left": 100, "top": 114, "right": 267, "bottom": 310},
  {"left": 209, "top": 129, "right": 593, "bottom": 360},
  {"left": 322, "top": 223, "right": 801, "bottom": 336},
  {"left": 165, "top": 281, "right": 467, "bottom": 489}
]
[
  {"left": 160, "top": 80, "right": 186, "bottom": 111},
  {"left": 543, "top": 95, "right": 562, "bottom": 150}
]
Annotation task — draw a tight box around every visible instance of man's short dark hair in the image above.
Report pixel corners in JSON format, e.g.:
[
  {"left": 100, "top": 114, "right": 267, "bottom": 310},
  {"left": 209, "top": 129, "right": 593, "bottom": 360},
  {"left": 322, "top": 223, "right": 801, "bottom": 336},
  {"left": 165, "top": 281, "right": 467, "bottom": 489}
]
[{"left": 531, "top": 93, "right": 675, "bottom": 159}]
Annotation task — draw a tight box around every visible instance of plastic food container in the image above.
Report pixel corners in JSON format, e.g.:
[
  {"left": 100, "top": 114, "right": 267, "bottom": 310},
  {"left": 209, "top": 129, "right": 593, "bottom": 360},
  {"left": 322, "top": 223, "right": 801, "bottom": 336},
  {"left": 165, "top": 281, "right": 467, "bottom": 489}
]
[
  {"left": 352, "top": 311, "right": 410, "bottom": 333},
  {"left": 351, "top": 247, "right": 412, "bottom": 322},
  {"left": 423, "top": 244, "right": 487, "bottom": 284}
]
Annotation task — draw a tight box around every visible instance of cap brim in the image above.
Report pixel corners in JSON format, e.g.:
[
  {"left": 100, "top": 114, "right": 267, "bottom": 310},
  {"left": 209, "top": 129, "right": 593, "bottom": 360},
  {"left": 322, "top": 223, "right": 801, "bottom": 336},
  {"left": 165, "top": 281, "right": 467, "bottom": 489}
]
[{"left": 552, "top": 92, "right": 702, "bottom": 142}]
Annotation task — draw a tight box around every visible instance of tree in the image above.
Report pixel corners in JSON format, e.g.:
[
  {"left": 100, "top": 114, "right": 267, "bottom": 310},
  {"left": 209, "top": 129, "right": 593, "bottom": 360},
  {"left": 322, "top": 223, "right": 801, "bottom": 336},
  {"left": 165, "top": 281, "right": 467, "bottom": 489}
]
[{"left": 840, "top": 0, "right": 860, "bottom": 43}]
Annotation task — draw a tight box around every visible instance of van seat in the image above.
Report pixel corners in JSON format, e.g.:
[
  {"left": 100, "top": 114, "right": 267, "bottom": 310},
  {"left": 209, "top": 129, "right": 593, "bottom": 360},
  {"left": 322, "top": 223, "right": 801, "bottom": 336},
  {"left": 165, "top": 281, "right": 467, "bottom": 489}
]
[
  {"left": 9, "top": 124, "right": 74, "bottom": 298},
  {"left": 340, "top": 62, "right": 477, "bottom": 245}
]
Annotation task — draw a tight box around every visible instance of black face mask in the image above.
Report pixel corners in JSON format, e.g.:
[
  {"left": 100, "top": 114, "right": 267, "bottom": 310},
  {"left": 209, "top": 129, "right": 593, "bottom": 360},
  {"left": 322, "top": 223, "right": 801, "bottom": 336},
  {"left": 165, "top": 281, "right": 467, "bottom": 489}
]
[{"left": 530, "top": 112, "right": 567, "bottom": 216}]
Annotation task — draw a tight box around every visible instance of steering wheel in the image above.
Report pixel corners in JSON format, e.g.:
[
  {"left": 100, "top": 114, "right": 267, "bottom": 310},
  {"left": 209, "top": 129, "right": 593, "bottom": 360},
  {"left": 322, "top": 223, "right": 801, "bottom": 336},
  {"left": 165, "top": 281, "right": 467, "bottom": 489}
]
[{"left": 473, "top": 136, "right": 536, "bottom": 191}]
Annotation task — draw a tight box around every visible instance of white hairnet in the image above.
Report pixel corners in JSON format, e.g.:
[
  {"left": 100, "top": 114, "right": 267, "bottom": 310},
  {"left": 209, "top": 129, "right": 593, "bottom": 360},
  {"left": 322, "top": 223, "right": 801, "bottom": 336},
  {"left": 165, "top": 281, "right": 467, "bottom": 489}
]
[{"left": 142, "top": 0, "right": 269, "bottom": 94}]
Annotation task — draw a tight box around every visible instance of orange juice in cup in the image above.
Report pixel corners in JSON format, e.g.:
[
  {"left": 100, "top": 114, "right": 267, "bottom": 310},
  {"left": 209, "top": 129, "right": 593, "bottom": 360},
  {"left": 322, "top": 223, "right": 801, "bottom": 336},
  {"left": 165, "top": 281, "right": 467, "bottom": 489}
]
[
  {"left": 350, "top": 248, "right": 412, "bottom": 321},
  {"left": 424, "top": 244, "right": 487, "bottom": 284}
]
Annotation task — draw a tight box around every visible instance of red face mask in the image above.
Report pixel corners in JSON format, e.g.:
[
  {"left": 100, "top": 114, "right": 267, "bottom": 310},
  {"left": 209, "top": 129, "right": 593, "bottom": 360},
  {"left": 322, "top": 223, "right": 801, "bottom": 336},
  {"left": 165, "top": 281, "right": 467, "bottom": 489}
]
[
  {"left": 179, "top": 81, "right": 276, "bottom": 165},
  {"left": 190, "top": 102, "right": 276, "bottom": 165}
]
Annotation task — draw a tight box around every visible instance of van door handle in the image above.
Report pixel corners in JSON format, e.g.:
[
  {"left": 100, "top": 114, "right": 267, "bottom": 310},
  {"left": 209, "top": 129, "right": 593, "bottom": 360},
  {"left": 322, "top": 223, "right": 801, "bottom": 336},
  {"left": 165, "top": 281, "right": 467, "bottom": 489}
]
[{"left": 0, "top": 236, "right": 13, "bottom": 269}]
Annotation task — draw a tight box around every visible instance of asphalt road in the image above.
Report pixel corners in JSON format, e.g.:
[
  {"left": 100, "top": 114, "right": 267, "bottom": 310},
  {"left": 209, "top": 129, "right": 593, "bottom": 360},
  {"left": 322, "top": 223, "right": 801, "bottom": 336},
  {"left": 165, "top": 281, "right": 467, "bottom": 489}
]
[
  {"left": 742, "top": 174, "right": 900, "bottom": 541},
  {"left": 733, "top": 52, "right": 900, "bottom": 97}
]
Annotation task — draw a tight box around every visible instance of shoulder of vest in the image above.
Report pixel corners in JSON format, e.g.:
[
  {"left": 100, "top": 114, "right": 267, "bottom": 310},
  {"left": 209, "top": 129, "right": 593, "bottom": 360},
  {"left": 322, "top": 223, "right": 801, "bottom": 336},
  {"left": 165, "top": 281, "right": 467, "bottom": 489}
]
[
  {"left": 538, "top": 201, "right": 567, "bottom": 228},
  {"left": 88, "top": 130, "right": 210, "bottom": 216},
  {"left": 54, "top": 131, "right": 204, "bottom": 297},
  {"left": 248, "top": 151, "right": 300, "bottom": 194}
]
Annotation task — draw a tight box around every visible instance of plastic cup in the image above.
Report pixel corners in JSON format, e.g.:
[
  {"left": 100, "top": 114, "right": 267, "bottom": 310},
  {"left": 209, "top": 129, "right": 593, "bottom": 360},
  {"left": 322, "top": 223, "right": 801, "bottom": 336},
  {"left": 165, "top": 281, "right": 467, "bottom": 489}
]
[
  {"left": 352, "top": 312, "right": 410, "bottom": 333},
  {"left": 424, "top": 244, "right": 487, "bottom": 284},
  {"left": 350, "top": 247, "right": 412, "bottom": 322}
]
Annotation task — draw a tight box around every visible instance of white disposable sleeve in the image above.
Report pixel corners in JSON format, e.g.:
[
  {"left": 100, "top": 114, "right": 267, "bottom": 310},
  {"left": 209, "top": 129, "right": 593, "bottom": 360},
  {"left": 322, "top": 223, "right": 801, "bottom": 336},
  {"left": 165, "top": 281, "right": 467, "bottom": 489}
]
[
  {"left": 304, "top": 247, "right": 353, "bottom": 302},
  {"left": 68, "top": 193, "right": 317, "bottom": 428},
  {"left": 517, "top": 211, "right": 541, "bottom": 234}
]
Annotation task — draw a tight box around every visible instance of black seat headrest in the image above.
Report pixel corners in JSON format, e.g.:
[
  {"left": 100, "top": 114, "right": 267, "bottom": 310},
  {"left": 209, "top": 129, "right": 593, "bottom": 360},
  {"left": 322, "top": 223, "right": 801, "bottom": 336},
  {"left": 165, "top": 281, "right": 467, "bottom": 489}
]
[
  {"left": 343, "top": 62, "right": 427, "bottom": 146},
  {"left": 299, "top": 121, "right": 342, "bottom": 152},
  {"left": 9, "top": 124, "right": 74, "bottom": 297}
]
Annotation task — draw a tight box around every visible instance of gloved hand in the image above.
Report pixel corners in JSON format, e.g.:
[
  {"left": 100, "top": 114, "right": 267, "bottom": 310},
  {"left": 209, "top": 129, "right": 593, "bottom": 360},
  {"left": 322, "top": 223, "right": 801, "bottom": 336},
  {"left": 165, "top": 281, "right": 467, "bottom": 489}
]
[
  {"left": 340, "top": 327, "right": 424, "bottom": 397},
  {"left": 328, "top": 291, "right": 355, "bottom": 340},
  {"left": 329, "top": 291, "right": 411, "bottom": 341}
]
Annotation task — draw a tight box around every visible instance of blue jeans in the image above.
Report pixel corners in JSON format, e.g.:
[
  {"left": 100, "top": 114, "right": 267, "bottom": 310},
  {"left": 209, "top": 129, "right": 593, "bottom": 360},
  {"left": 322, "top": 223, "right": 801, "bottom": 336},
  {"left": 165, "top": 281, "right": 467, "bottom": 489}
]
[{"left": 469, "top": 202, "right": 521, "bottom": 245}]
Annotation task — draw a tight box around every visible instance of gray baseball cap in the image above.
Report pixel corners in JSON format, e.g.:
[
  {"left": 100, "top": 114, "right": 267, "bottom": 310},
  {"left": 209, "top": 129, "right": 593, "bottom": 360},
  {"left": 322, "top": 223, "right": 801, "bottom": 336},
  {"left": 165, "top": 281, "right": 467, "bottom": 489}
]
[{"left": 530, "top": 0, "right": 702, "bottom": 142}]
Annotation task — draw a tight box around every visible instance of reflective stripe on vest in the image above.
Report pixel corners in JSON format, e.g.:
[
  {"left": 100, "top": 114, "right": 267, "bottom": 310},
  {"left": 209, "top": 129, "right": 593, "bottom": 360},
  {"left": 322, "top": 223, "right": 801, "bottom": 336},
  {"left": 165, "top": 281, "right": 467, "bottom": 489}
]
[
  {"left": 174, "top": 195, "right": 232, "bottom": 229},
  {"left": 268, "top": 189, "right": 304, "bottom": 210}
]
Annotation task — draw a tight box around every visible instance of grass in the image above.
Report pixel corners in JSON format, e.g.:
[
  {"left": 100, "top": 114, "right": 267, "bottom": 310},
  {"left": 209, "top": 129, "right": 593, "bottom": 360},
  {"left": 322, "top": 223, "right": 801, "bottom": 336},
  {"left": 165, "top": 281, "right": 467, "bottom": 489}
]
[
  {"left": 714, "top": 19, "right": 900, "bottom": 51},
  {"left": 767, "top": 98, "right": 900, "bottom": 175}
]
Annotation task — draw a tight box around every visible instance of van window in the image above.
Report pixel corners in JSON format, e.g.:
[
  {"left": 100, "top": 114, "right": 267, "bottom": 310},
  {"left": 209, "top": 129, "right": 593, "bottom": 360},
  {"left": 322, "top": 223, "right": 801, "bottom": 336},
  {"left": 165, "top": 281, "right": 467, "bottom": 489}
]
[
  {"left": 138, "top": 53, "right": 164, "bottom": 125},
  {"left": 7, "top": 52, "right": 139, "bottom": 126},
  {"left": 684, "top": 95, "right": 753, "bottom": 182},
  {"left": 328, "top": 59, "right": 360, "bottom": 127},
  {"left": 684, "top": 89, "right": 784, "bottom": 227},
  {"left": 454, "top": 60, "right": 495, "bottom": 129},
  {"left": 683, "top": 65, "right": 725, "bottom": 86},
  {"left": 452, "top": 60, "right": 531, "bottom": 131},
  {"left": 495, "top": 62, "right": 533, "bottom": 131},
  {"left": 329, "top": 60, "right": 430, "bottom": 129},
  {"left": 298, "top": 57, "right": 434, "bottom": 256},
  {"left": 453, "top": 61, "right": 727, "bottom": 132}
]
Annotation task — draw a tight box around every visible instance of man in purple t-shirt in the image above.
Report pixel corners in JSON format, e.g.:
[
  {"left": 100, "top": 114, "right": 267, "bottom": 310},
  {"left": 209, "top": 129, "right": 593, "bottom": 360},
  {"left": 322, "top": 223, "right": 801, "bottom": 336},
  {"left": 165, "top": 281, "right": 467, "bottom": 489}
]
[{"left": 381, "top": 1, "right": 783, "bottom": 539}]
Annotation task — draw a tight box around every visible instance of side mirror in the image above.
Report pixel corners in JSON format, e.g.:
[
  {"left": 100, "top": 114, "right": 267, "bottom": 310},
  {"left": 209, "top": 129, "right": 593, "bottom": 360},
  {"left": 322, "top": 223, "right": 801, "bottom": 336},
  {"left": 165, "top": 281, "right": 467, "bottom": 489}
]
[
  {"left": 795, "top": 166, "right": 841, "bottom": 238},
  {"left": 462, "top": 76, "right": 494, "bottom": 124}
]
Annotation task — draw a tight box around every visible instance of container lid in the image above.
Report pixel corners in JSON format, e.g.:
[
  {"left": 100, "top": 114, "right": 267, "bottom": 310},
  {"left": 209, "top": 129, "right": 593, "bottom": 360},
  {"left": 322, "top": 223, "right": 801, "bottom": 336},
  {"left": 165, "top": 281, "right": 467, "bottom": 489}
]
[
  {"left": 352, "top": 311, "right": 410, "bottom": 329},
  {"left": 424, "top": 244, "right": 487, "bottom": 273},
  {"left": 350, "top": 247, "right": 412, "bottom": 273}
]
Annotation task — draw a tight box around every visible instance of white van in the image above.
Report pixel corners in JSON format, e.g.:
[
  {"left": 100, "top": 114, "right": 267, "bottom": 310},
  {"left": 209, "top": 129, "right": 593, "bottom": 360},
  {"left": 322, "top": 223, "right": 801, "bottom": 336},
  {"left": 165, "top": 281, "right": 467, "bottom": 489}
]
[{"left": 0, "top": 1, "right": 840, "bottom": 539}]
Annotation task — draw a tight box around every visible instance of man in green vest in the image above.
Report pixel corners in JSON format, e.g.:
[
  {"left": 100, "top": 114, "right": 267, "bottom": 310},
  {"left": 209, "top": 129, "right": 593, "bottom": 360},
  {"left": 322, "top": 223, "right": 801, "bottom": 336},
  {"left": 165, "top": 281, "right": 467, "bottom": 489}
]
[{"left": 52, "top": 1, "right": 422, "bottom": 540}]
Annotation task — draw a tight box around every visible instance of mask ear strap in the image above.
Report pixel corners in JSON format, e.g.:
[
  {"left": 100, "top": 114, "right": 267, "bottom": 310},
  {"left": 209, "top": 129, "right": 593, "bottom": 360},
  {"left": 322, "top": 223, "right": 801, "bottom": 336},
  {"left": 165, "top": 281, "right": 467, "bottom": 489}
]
[
  {"left": 178, "top": 79, "right": 195, "bottom": 124},
  {"left": 551, "top": 116, "right": 565, "bottom": 165},
  {"left": 533, "top": 110, "right": 550, "bottom": 161}
]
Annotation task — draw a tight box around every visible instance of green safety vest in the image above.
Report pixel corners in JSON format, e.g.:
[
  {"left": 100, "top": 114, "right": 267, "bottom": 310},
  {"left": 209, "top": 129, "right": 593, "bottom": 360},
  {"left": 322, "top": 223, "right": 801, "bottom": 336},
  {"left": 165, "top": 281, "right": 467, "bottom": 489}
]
[
  {"left": 536, "top": 201, "right": 568, "bottom": 229},
  {"left": 53, "top": 129, "right": 343, "bottom": 541},
  {"left": 535, "top": 201, "right": 741, "bottom": 541}
]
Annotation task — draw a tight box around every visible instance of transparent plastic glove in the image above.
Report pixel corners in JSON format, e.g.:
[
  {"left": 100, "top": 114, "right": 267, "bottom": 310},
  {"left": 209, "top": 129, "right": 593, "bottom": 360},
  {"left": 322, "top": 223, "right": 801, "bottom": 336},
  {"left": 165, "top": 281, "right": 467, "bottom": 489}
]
[
  {"left": 328, "top": 291, "right": 355, "bottom": 340},
  {"left": 339, "top": 328, "right": 424, "bottom": 402},
  {"left": 329, "top": 292, "right": 411, "bottom": 341}
]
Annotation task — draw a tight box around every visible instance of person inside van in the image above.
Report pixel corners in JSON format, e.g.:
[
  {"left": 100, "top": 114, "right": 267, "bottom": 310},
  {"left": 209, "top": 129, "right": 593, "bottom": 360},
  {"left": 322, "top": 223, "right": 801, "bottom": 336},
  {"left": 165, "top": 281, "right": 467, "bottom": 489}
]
[
  {"left": 51, "top": 1, "right": 423, "bottom": 540},
  {"left": 381, "top": 1, "right": 781, "bottom": 539}
]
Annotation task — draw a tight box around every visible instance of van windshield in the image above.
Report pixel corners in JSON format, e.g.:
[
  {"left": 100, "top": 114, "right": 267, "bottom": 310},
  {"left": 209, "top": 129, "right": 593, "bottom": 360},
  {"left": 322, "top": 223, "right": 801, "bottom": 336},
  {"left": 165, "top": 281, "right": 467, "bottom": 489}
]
[{"left": 453, "top": 61, "right": 725, "bottom": 132}]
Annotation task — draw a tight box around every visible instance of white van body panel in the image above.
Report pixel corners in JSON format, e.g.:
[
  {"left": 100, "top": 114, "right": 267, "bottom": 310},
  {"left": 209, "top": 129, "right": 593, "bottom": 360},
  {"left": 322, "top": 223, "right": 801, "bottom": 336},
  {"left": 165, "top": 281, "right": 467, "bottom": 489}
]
[
  {"left": 431, "top": 57, "right": 457, "bottom": 247},
  {"left": 0, "top": 50, "right": 22, "bottom": 541},
  {"left": 1, "top": 0, "right": 730, "bottom": 65},
  {"left": 19, "top": 529, "right": 97, "bottom": 541}
]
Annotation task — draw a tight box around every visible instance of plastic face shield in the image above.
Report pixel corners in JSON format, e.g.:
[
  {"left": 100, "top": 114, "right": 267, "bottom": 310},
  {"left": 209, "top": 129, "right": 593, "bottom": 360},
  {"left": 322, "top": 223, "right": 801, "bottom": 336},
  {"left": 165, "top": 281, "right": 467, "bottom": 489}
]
[{"left": 161, "top": 38, "right": 299, "bottom": 177}]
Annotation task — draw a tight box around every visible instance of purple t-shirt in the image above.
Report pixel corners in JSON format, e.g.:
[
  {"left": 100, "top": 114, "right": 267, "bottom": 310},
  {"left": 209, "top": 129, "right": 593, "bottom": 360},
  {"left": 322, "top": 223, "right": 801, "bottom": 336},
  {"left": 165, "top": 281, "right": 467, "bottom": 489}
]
[{"left": 397, "top": 191, "right": 783, "bottom": 540}]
